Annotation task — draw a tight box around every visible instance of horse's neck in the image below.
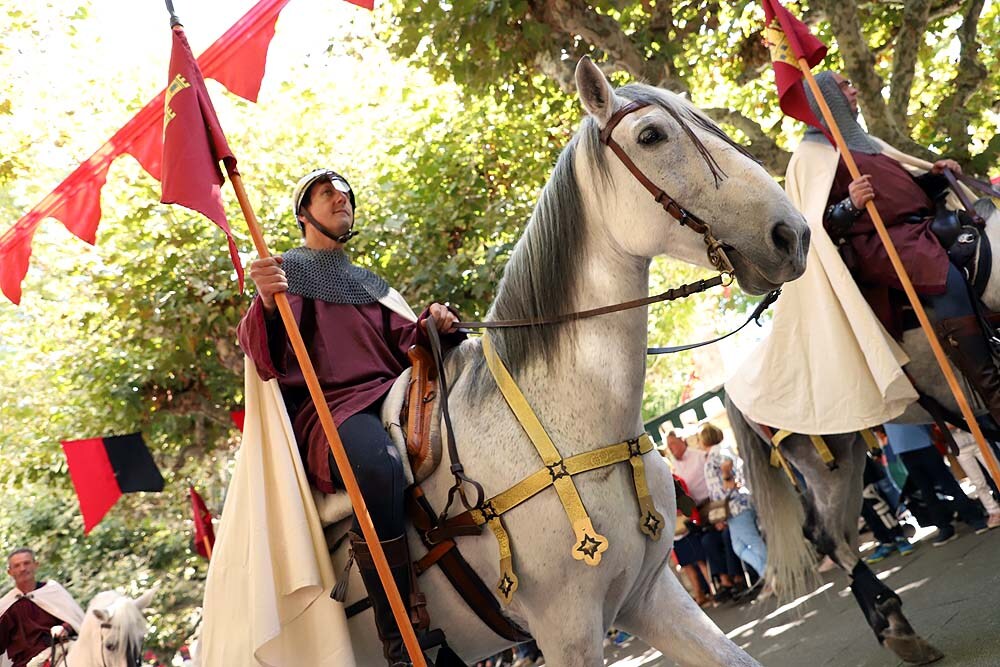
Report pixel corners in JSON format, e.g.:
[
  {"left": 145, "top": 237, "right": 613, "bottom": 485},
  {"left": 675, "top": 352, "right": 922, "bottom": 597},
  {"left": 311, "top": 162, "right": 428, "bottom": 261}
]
[
  {"left": 64, "top": 625, "right": 102, "bottom": 667},
  {"left": 526, "top": 242, "right": 650, "bottom": 442}
]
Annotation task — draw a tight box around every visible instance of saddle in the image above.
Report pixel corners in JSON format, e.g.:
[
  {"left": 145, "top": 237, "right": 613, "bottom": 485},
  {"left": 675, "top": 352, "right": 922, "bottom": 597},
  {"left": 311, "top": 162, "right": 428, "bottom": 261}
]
[
  {"left": 928, "top": 203, "right": 993, "bottom": 298},
  {"left": 312, "top": 346, "right": 444, "bottom": 527}
]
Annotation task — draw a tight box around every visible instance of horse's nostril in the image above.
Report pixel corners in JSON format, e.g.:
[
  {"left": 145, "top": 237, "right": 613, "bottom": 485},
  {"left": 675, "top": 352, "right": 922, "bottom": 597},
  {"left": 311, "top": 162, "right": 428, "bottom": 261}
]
[{"left": 771, "top": 221, "right": 799, "bottom": 256}]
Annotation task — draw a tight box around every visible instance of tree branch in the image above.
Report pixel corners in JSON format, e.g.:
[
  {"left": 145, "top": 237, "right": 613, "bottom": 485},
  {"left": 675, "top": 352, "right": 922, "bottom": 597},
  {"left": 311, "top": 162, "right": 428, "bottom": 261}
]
[
  {"left": 528, "top": 0, "right": 688, "bottom": 93},
  {"left": 934, "top": 0, "right": 988, "bottom": 162},
  {"left": 815, "top": 0, "right": 932, "bottom": 157},
  {"left": 888, "top": 0, "right": 933, "bottom": 123},
  {"left": 648, "top": 0, "right": 675, "bottom": 34},
  {"left": 533, "top": 49, "right": 578, "bottom": 96},
  {"left": 703, "top": 108, "right": 791, "bottom": 176}
]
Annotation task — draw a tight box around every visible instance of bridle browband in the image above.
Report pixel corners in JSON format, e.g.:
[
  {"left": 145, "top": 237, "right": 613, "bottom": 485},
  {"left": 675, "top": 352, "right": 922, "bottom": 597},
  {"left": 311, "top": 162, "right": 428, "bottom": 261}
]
[{"left": 599, "top": 100, "right": 734, "bottom": 275}]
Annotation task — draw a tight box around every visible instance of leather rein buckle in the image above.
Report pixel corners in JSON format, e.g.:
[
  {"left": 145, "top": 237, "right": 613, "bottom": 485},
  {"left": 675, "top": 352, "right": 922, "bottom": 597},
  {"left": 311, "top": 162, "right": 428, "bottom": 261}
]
[{"left": 600, "top": 101, "right": 734, "bottom": 276}]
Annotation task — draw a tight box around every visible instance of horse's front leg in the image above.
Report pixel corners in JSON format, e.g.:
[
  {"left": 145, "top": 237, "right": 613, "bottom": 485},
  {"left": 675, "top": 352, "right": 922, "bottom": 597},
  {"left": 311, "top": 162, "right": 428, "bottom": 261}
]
[
  {"left": 615, "top": 560, "right": 762, "bottom": 667},
  {"left": 520, "top": 596, "right": 606, "bottom": 667}
]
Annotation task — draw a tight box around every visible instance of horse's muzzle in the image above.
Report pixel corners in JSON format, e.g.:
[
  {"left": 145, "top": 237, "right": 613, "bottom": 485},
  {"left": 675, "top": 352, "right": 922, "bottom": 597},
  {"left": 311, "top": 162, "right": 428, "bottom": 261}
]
[{"left": 770, "top": 219, "right": 810, "bottom": 277}]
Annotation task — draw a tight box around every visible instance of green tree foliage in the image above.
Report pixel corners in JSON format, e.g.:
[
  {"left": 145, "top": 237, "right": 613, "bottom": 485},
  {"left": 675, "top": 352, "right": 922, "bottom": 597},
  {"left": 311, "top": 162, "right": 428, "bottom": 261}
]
[{"left": 384, "top": 0, "right": 1000, "bottom": 174}]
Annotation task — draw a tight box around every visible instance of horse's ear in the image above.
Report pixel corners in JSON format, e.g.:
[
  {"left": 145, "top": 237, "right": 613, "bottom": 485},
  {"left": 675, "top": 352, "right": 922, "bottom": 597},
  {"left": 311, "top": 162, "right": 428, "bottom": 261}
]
[
  {"left": 93, "top": 608, "right": 111, "bottom": 624},
  {"left": 134, "top": 588, "right": 156, "bottom": 611},
  {"left": 575, "top": 56, "right": 616, "bottom": 127}
]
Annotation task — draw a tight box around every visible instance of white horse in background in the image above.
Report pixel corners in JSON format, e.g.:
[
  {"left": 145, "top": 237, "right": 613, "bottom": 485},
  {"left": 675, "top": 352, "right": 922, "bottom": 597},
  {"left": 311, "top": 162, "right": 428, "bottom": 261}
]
[
  {"left": 343, "top": 56, "right": 809, "bottom": 666},
  {"left": 29, "top": 589, "right": 155, "bottom": 667}
]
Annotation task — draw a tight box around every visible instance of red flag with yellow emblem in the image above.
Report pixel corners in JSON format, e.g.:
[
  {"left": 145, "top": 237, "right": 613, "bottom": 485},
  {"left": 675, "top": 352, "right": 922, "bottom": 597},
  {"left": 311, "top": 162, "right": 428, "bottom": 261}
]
[
  {"left": 161, "top": 25, "right": 244, "bottom": 289},
  {"left": 761, "top": 0, "right": 831, "bottom": 140},
  {"left": 189, "top": 485, "right": 216, "bottom": 559}
]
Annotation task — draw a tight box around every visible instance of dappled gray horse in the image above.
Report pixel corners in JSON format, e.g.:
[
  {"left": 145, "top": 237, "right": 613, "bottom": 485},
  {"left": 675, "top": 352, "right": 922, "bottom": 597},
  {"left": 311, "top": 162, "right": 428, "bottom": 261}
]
[{"left": 344, "top": 56, "right": 809, "bottom": 667}]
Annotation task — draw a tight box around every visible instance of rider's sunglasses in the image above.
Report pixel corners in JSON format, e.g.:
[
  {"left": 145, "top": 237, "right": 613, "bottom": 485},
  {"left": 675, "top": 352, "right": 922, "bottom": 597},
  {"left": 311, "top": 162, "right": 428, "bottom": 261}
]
[
  {"left": 329, "top": 177, "right": 351, "bottom": 194},
  {"left": 837, "top": 79, "right": 854, "bottom": 91}
]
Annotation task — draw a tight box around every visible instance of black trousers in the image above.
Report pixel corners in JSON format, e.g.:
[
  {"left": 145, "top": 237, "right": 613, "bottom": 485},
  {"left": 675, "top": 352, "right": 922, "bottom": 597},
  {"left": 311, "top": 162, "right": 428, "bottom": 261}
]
[
  {"left": 899, "top": 446, "right": 984, "bottom": 529},
  {"left": 700, "top": 526, "right": 742, "bottom": 580},
  {"left": 327, "top": 403, "right": 407, "bottom": 541},
  {"left": 861, "top": 457, "right": 904, "bottom": 544}
]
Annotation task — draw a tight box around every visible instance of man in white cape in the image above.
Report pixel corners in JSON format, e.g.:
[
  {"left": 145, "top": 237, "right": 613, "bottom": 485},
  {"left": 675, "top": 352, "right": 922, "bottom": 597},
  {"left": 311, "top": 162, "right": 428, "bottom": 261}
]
[
  {"left": 0, "top": 549, "right": 84, "bottom": 667},
  {"left": 727, "top": 71, "right": 990, "bottom": 435}
]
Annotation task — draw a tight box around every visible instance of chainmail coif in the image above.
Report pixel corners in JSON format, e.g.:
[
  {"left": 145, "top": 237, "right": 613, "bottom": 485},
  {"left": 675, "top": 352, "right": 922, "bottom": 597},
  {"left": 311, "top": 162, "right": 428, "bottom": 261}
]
[
  {"left": 803, "top": 71, "right": 881, "bottom": 155},
  {"left": 282, "top": 247, "right": 390, "bottom": 304}
]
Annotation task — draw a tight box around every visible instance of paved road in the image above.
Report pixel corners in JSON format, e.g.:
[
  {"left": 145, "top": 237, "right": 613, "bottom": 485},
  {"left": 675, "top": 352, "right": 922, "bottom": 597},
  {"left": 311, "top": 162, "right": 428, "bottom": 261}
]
[{"left": 603, "top": 524, "right": 1000, "bottom": 666}]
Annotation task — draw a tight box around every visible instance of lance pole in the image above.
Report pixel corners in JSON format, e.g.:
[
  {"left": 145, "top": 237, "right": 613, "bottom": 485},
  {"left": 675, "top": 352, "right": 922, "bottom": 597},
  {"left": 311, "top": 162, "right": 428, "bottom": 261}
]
[
  {"left": 226, "top": 165, "right": 427, "bottom": 667},
  {"left": 798, "top": 58, "right": 1000, "bottom": 488}
]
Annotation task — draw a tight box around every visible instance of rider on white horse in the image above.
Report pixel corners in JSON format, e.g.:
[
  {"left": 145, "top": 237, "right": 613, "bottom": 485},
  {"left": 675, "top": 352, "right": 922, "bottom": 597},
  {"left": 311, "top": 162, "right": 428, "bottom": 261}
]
[
  {"left": 0, "top": 549, "right": 84, "bottom": 667},
  {"left": 801, "top": 71, "right": 1000, "bottom": 421},
  {"left": 238, "top": 169, "right": 464, "bottom": 666}
]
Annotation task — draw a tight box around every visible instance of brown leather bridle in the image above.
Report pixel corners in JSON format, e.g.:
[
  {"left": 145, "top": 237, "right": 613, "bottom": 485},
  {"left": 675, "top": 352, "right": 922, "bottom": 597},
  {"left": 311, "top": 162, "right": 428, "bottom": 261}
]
[{"left": 599, "top": 100, "right": 734, "bottom": 276}]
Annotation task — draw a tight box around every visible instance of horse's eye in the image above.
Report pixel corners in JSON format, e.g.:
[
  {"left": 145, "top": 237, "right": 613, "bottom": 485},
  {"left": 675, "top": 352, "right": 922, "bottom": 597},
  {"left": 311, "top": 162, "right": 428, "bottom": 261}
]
[
  {"left": 638, "top": 127, "right": 665, "bottom": 145},
  {"left": 106, "top": 642, "right": 117, "bottom": 652}
]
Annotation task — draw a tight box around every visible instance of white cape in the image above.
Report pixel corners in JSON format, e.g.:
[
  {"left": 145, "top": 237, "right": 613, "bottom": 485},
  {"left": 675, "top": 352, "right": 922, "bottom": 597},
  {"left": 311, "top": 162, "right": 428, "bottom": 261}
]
[
  {"left": 0, "top": 581, "right": 84, "bottom": 667},
  {"left": 725, "top": 138, "right": 964, "bottom": 434},
  {"left": 198, "top": 289, "right": 415, "bottom": 667}
]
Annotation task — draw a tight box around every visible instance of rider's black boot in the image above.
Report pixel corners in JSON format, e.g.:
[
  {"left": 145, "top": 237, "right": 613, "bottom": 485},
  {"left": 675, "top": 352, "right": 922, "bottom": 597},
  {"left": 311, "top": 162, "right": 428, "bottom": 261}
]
[
  {"left": 936, "top": 315, "right": 1000, "bottom": 422},
  {"left": 349, "top": 531, "right": 429, "bottom": 667}
]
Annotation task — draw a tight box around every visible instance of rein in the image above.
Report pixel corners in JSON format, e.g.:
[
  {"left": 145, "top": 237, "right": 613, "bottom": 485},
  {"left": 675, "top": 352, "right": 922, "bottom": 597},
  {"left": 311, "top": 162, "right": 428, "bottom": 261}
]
[{"left": 944, "top": 168, "right": 1000, "bottom": 227}]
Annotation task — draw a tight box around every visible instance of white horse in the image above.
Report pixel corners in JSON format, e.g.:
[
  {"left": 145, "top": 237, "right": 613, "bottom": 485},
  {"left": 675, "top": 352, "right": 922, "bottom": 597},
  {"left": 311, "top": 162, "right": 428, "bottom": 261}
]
[
  {"left": 29, "top": 589, "right": 155, "bottom": 667},
  {"left": 343, "top": 56, "right": 809, "bottom": 666},
  {"left": 727, "top": 198, "right": 1000, "bottom": 665}
]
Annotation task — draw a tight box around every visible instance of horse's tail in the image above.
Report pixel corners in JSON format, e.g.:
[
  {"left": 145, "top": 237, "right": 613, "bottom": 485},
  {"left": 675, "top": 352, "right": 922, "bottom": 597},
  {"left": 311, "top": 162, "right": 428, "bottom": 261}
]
[{"left": 725, "top": 396, "right": 816, "bottom": 600}]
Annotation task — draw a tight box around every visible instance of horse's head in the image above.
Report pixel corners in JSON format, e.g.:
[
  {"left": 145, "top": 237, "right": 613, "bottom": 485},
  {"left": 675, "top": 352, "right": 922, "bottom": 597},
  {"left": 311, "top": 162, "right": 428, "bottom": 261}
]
[
  {"left": 78, "top": 589, "right": 155, "bottom": 667},
  {"left": 573, "top": 56, "right": 809, "bottom": 295}
]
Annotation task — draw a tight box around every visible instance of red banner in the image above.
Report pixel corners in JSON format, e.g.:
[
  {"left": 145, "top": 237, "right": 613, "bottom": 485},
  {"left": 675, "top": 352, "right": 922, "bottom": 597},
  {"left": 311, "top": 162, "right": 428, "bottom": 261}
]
[
  {"left": 161, "top": 26, "right": 244, "bottom": 289},
  {"left": 761, "top": 0, "right": 831, "bottom": 140},
  {"left": 189, "top": 485, "right": 216, "bottom": 559},
  {"left": 62, "top": 433, "right": 164, "bottom": 534},
  {"left": 0, "top": 0, "right": 298, "bottom": 303}
]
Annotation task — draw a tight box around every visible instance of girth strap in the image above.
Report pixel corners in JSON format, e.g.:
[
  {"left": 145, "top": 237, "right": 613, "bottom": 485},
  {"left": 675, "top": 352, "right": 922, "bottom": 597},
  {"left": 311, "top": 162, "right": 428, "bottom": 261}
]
[
  {"left": 808, "top": 434, "right": 838, "bottom": 471},
  {"left": 860, "top": 429, "right": 882, "bottom": 454},
  {"left": 766, "top": 427, "right": 880, "bottom": 479},
  {"left": 406, "top": 487, "right": 532, "bottom": 644}
]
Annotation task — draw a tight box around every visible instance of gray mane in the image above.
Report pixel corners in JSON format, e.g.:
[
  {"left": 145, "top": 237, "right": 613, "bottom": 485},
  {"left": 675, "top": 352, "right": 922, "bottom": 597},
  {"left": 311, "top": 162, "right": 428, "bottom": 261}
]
[
  {"left": 477, "top": 83, "right": 753, "bottom": 376},
  {"left": 483, "top": 133, "right": 587, "bottom": 372}
]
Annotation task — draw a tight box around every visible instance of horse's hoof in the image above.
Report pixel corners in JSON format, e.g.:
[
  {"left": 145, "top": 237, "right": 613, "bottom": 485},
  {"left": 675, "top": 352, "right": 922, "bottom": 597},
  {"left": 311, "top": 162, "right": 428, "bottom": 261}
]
[{"left": 882, "top": 632, "right": 944, "bottom": 664}]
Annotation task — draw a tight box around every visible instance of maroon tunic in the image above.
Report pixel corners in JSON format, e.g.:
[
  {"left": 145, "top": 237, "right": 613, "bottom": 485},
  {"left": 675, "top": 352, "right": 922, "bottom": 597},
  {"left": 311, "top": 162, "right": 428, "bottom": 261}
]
[
  {"left": 825, "top": 151, "right": 949, "bottom": 339},
  {"left": 237, "top": 295, "right": 463, "bottom": 493},
  {"left": 0, "top": 584, "right": 70, "bottom": 667}
]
